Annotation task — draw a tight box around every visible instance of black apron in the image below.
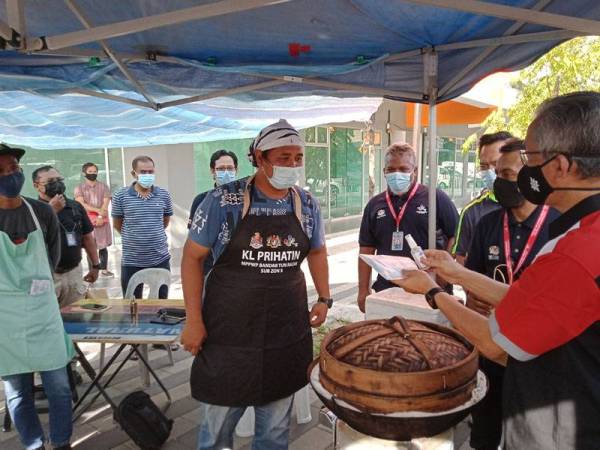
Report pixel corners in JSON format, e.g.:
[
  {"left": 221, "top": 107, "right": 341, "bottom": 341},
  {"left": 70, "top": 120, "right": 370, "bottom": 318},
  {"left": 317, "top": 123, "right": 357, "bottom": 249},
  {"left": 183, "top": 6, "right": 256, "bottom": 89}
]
[{"left": 190, "top": 180, "right": 313, "bottom": 406}]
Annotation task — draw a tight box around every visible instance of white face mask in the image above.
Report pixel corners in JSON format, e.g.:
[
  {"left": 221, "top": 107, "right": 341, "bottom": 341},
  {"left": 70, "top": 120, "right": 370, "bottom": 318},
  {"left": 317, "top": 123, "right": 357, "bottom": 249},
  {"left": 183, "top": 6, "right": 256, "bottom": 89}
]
[{"left": 266, "top": 165, "right": 303, "bottom": 190}]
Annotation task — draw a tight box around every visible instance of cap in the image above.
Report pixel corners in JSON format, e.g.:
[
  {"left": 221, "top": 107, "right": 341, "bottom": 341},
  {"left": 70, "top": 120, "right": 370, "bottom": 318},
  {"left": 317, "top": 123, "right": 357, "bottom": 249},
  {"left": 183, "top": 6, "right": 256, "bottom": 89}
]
[{"left": 0, "top": 143, "right": 25, "bottom": 161}]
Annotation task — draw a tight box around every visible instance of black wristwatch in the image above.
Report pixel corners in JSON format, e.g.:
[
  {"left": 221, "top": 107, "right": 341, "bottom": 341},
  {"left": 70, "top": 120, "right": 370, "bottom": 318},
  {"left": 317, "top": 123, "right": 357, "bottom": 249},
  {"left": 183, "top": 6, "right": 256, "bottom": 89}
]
[
  {"left": 91, "top": 263, "right": 101, "bottom": 270},
  {"left": 425, "top": 287, "right": 444, "bottom": 309},
  {"left": 317, "top": 297, "right": 333, "bottom": 309}
]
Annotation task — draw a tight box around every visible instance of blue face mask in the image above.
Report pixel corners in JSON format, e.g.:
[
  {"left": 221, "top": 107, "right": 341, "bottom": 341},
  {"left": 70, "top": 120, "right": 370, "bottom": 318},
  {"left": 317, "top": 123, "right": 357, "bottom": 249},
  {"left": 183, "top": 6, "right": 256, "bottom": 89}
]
[
  {"left": 0, "top": 170, "right": 25, "bottom": 198},
  {"left": 480, "top": 169, "right": 497, "bottom": 191},
  {"left": 266, "top": 165, "right": 303, "bottom": 190},
  {"left": 137, "top": 173, "right": 155, "bottom": 188},
  {"left": 385, "top": 171, "right": 412, "bottom": 195},
  {"left": 215, "top": 170, "right": 236, "bottom": 186}
]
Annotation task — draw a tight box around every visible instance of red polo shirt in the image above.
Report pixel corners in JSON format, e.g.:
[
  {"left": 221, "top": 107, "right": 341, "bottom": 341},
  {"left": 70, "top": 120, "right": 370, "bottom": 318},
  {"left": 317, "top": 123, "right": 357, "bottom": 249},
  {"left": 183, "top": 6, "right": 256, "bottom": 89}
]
[{"left": 490, "top": 195, "right": 600, "bottom": 360}]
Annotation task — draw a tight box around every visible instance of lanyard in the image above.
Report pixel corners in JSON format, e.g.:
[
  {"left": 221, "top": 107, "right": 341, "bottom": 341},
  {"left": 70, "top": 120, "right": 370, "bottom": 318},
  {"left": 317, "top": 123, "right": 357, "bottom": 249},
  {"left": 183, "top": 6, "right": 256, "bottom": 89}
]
[
  {"left": 503, "top": 205, "right": 549, "bottom": 284},
  {"left": 385, "top": 183, "right": 419, "bottom": 232}
]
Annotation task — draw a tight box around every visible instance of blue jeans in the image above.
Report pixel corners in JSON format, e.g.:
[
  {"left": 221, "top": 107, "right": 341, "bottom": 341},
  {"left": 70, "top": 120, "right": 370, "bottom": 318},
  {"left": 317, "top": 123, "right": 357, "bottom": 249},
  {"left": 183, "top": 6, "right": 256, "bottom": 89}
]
[
  {"left": 3, "top": 366, "right": 73, "bottom": 449},
  {"left": 121, "top": 259, "right": 170, "bottom": 299},
  {"left": 197, "top": 395, "right": 294, "bottom": 450}
]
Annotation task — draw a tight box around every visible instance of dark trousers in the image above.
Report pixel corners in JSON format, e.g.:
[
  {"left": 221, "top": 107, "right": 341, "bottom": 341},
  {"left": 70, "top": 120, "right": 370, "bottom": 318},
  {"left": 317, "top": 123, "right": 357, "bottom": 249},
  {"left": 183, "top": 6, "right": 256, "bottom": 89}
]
[
  {"left": 87, "top": 248, "right": 109, "bottom": 271},
  {"left": 120, "top": 259, "right": 170, "bottom": 299},
  {"left": 469, "top": 357, "right": 504, "bottom": 450}
]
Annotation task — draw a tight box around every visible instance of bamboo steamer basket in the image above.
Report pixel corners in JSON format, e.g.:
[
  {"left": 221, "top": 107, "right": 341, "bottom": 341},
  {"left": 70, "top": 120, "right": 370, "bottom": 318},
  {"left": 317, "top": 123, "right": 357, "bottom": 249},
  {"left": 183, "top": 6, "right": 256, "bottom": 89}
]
[{"left": 318, "top": 316, "right": 479, "bottom": 414}]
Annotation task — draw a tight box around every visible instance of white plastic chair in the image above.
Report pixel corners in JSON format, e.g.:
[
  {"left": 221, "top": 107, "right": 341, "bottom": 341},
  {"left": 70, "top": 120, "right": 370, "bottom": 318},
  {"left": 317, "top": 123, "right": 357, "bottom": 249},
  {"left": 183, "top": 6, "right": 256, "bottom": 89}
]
[
  {"left": 99, "top": 268, "right": 173, "bottom": 385},
  {"left": 235, "top": 385, "right": 313, "bottom": 437}
]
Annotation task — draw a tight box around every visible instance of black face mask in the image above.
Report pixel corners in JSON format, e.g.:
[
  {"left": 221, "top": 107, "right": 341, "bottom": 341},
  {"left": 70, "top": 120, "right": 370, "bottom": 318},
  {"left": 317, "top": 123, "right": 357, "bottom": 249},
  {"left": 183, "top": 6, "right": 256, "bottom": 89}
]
[
  {"left": 516, "top": 156, "right": 556, "bottom": 205},
  {"left": 45, "top": 180, "right": 66, "bottom": 198},
  {"left": 494, "top": 177, "right": 525, "bottom": 209},
  {"left": 0, "top": 171, "right": 25, "bottom": 198},
  {"left": 85, "top": 173, "right": 98, "bottom": 181}
]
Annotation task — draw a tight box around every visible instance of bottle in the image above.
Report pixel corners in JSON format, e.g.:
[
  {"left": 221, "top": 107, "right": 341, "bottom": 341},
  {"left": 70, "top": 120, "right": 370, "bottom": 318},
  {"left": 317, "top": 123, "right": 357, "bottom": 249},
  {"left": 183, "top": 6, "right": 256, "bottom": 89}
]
[{"left": 405, "top": 234, "right": 428, "bottom": 270}]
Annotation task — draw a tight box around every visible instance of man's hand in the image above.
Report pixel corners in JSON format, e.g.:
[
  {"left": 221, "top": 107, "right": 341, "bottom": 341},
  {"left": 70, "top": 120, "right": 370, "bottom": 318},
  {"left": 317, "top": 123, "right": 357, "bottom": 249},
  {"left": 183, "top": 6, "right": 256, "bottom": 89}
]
[
  {"left": 181, "top": 319, "right": 207, "bottom": 355},
  {"left": 423, "top": 250, "right": 465, "bottom": 284},
  {"left": 49, "top": 194, "right": 66, "bottom": 213},
  {"left": 466, "top": 292, "right": 492, "bottom": 317},
  {"left": 309, "top": 303, "right": 328, "bottom": 328},
  {"left": 357, "top": 289, "right": 371, "bottom": 313},
  {"left": 83, "top": 268, "right": 99, "bottom": 283},
  {"left": 392, "top": 270, "right": 438, "bottom": 295}
]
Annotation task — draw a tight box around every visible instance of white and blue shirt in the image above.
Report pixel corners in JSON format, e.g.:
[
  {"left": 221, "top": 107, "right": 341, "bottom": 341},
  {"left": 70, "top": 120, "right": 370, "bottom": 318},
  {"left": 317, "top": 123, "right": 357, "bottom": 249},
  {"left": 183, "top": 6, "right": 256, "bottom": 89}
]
[
  {"left": 112, "top": 184, "right": 173, "bottom": 267},
  {"left": 189, "top": 177, "right": 325, "bottom": 264}
]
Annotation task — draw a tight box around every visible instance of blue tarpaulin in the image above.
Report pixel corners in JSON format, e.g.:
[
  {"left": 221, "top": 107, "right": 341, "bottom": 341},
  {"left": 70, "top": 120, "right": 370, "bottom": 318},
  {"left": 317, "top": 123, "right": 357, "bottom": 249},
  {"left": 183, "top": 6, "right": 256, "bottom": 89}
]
[{"left": 0, "top": 0, "right": 598, "bottom": 148}]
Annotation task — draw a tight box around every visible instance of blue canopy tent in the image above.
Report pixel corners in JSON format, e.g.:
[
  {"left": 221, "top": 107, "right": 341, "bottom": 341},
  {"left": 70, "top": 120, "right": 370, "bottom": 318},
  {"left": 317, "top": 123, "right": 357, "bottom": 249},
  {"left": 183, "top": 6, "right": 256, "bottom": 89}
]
[{"left": 0, "top": 0, "right": 599, "bottom": 245}]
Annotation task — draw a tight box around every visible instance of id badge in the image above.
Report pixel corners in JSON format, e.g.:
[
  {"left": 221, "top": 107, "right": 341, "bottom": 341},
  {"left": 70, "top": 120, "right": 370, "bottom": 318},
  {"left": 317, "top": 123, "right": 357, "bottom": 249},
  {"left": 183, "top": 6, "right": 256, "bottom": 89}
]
[
  {"left": 391, "top": 231, "right": 404, "bottom": 251},
  {"left": 65, "top": 231, "right": 79, "bottom": 247}
]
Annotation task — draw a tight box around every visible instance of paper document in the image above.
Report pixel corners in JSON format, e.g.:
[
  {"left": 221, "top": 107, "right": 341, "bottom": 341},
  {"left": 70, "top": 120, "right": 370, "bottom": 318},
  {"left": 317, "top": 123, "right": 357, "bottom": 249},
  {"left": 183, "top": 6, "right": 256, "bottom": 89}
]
[{"left": 359, "top": 254, "right": 418, "bottom": 280}]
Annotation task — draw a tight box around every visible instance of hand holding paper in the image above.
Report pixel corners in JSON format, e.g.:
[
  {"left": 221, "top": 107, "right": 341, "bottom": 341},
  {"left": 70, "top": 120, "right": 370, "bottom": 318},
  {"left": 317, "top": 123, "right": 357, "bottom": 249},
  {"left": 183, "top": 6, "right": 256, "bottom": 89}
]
[{"left": 359, "top": 254, "right": 419, "bottom": 281}]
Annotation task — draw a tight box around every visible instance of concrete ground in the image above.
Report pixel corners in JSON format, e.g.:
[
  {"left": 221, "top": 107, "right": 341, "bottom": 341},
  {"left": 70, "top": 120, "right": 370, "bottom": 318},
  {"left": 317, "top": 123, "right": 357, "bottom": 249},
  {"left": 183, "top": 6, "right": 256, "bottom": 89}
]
[{"left": 0, "top": 231, "right": 476, "bottom": 450}]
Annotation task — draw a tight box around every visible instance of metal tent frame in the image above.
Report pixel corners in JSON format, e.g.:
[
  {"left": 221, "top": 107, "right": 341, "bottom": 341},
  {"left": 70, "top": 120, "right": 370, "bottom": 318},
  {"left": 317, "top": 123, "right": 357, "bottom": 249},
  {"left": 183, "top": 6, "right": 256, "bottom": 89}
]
[{"left": 0, "top": 0, "right": 599, "bottom": 246}]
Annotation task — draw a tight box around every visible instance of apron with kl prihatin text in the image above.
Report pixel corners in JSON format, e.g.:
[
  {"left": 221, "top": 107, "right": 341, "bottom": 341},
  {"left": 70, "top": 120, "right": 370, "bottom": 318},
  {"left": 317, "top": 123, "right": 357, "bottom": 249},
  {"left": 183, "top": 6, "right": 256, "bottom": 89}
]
[
  {"left": 0, "top": 198, "right": 74, "bottom": 377},
  {"left": 190, "top": 181, "right": 313, "bottom": 406}
]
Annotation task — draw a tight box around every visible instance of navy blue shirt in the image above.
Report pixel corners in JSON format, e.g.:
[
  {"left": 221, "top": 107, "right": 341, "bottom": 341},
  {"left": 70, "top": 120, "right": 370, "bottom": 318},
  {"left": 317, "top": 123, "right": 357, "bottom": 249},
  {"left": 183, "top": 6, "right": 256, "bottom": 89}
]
[
  {"left": 359, "top": 184, "right": 459, "bottom": 291},
  {"left": 188, "top": 190, "right": 213, "bottom": 273},
  {"left": 452, "top": 191, "right": 501, "bottom": 257},
  {"left": 465, "top": 206, "right": 560, "bottom": 283}
]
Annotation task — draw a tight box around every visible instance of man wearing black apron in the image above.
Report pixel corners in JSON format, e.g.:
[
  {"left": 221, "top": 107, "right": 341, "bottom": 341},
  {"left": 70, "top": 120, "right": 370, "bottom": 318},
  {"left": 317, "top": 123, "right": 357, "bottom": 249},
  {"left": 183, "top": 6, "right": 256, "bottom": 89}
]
[{"left": 182, "top": 120, "right": 331, "bottom": 450}]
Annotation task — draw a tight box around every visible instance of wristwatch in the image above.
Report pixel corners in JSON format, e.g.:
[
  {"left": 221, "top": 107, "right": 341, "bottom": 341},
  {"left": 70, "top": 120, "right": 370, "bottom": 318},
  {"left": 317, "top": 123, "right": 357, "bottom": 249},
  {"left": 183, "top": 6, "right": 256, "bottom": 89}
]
[
  {"left": 425, "top": 287, "right": 444, "bottom": 309},
  {"left": 91, "top": 263, "right": 102, "bottom": 270},
  {"left": 317, "top": 297, "right": 333, "bottom": 309}
]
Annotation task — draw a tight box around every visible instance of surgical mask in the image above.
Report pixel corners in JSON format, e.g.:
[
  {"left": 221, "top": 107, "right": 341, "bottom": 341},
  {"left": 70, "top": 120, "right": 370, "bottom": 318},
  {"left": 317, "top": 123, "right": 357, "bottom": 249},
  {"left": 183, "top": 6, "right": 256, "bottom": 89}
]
[
  {"left": 45, "top": 180, "right": 66, "bottom": 198},
  {"left": 0, "top": 170, "right": 25, "bottom": 198},
  {"left": 215, "top": 170, "right": 236, "bottom": 186},
  {"left": 85, "top": 173, "right": 98, "bottom": 181},
  {"left": 137, "top": 173, "right": 155, "bottom": 188},
  {"left": 385, "top": 171, "right": 412, "bottom": 195},
  {"left": 493, "top": 177, "right": 525, "bottom": 209},
  {"left": 480, "top": 169, "right": 497, "bottom": 191},
  {"left": 266, "top": 165, "right": 303, "bottom": 190}
]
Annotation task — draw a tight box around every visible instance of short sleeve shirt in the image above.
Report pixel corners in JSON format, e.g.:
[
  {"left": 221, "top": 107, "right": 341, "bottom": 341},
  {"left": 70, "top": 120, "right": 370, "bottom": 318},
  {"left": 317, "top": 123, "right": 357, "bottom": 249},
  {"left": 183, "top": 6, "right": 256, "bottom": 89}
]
[
  {"left": 465, "top": 206, "right": 559, "bottom": 283},
  {"left": 358, "top": 184, "right": 458, "bottom": 290},
  {"left": 189, "top": 177, "right": 325, "bottom": 264},
  {"left": 452, "top": 191, "right": 501, "bottom": 257},
  {"left": 54, "top": 198, "right": 94, "bottom": 271},
  {"left": 111, "top": 184, "right": 173, "bottom": 267}
]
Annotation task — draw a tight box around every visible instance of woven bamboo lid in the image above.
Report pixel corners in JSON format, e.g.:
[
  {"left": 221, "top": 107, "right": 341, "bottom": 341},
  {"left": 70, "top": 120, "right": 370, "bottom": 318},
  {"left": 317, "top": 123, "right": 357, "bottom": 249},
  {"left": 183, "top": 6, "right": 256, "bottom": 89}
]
[{"left": 325, "top": 316, "right": 471, "bottom": 373}]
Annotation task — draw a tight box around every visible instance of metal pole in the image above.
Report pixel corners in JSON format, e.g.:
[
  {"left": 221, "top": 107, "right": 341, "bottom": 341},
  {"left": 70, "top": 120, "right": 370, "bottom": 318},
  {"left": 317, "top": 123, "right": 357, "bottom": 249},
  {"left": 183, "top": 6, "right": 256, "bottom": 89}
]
[
  {"left": 427, "top": 98, "right": 437, "bottom": 250},
  {"left": 412, "top": 103, "right": 422, "bottom": 183},
  {"left": 104, "top": 148, "right": 111, "bottom": 188}
]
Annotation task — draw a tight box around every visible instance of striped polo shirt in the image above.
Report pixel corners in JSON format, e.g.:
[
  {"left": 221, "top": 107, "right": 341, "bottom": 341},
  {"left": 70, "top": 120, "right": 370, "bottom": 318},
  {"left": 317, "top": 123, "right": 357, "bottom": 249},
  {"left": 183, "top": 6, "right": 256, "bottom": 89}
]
[{"left": 112, "top": 183, "right": 173, "bottom": 267}]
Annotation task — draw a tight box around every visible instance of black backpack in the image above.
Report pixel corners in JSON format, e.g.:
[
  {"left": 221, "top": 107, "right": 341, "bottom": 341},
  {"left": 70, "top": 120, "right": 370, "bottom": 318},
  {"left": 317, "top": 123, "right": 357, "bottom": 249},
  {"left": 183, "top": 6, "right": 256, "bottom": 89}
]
[{"left": 114, "top": 391, "right": 173, "bottom": 449}]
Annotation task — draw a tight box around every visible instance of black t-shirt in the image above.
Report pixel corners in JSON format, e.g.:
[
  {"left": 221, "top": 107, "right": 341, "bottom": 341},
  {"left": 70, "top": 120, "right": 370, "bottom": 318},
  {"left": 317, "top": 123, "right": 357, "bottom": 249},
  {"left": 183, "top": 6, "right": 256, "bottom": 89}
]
[
  {"left": 359, "top": 184, "right": 459, "bottom": 291},
  {"left": 51, "top": 197, "right": 94, "bottom": 272},
  {"left": 0, "top": 197, "right": 61, "bottom": 269},
  {"left": 465, "top": 206, "right": 559, "bottom": 283}
]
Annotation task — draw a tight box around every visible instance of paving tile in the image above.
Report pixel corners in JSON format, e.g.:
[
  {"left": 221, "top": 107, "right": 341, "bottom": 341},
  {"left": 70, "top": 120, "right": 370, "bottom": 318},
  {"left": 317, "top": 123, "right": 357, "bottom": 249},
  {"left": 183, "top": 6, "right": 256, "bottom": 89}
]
[{"left": 289, "top": 426, "right": 333, "bottom": 450}]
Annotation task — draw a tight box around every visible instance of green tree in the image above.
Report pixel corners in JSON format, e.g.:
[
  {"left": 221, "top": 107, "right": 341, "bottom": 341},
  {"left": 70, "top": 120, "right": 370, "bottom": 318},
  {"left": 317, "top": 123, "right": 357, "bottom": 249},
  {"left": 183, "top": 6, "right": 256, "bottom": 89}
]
[{"left": 463, "top": 36, "right": 600, "bottom": 151}]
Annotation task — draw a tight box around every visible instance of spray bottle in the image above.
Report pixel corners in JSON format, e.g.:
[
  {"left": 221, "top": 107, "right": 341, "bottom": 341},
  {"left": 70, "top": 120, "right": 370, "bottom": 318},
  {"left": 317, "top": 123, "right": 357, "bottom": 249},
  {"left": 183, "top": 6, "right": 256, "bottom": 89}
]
[{"left": 405, "top": 234, "right": 428, "bottom": 270}]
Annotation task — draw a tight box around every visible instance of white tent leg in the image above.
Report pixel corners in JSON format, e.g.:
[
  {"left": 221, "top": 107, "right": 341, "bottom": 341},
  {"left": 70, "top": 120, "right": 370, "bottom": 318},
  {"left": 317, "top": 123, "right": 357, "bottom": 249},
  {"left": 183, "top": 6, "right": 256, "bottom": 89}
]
[
  {"left": 28, "top": 0, "right": 293, "bottom": 51},
  {"left": 439, "top": 0, "right": 554, "bottom": 97},
  {"left": 402, "top": 0, "right": 600, "bottom": 35},
  {"left": 65, "top": 0, "right": 158, "bottom": 110},
  {"left": 412, "top": 103, "right": 423, "bottom": 182},
  {"left": 424, "top": 50, "right": 439, "bottom": 250}
]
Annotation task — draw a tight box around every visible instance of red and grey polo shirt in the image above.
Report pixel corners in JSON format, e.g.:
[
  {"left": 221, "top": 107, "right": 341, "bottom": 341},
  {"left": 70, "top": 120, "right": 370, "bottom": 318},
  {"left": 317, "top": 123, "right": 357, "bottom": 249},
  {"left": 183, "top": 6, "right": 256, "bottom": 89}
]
[{"left": 489, "top": 193, "right": 600, "bottom": 448}]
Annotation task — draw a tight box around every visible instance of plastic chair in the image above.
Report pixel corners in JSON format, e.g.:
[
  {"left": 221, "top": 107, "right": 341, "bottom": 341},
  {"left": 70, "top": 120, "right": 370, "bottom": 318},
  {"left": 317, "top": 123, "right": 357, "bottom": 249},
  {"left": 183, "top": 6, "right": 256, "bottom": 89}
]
[
  {"left": 99, "top": 268, "right": 173, "bottom": 386},
  {"left": 235, "top": 385, "right": 313, "bottom": 437}
]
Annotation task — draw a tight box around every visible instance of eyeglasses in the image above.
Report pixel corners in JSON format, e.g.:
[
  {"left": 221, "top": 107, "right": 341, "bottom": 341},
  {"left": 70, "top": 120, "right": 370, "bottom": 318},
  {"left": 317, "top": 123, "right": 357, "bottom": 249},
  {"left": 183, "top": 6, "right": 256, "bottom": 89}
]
[
  {"left": 39, "top": 177, "right": 65, "bottom": 185},
  {"left": 519, "top": 150, "right": 565, "bottom": 165}
]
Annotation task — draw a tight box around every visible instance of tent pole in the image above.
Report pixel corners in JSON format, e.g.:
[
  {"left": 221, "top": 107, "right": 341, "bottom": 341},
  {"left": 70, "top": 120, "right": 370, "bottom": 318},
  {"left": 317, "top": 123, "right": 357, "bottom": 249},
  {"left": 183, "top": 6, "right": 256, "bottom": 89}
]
[
  {"left": 6, "top": 0, "right": 25, "bottom": 47},
  {"left": 157, "top": 80, "right": 287, "bottom": 109},
  {"left": 67, "top": 88, "right": 156, "bottom": 109},
  {"left": 424, "top": 50, "right": 438, "bottom": 250},
  {"left": 412, "top": 103, "right": 422, "bottom": 183},
  {"left": 427, "top": 97, "right": 437, "bottom": 250},
  {"left": 65, "top": 0, "right": 158, "bottom": 110},
  {"left": 439, "top": 0, "right": 553, "bottom": 97},
  {"left": 28, "top": 0, "right": 293, "bottom": 51},
  {"left": 402, "top": 0, "right": 600, "bottom": 35}
]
